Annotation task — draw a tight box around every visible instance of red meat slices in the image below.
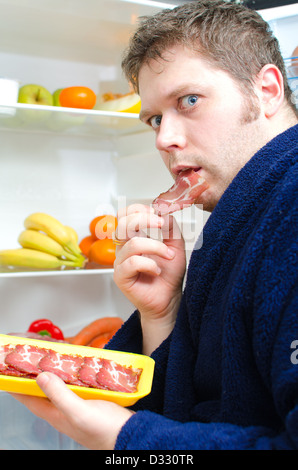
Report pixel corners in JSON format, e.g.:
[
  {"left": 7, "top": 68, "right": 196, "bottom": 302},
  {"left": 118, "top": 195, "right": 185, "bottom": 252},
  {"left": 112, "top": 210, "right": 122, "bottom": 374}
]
[
  {"left": 78, "top": 357, "right": 102, "bottom": 388},
  {"left": 78, "top": 357, "right": 142, "bottom": 393},
  {"left": 0, "top": 343, "right": 143, "bottom": 393},
  {"left": 0, "top": 345, "right": 12, "bottom": 373},
  {"left": 96, "top": 359, "right": 142, "bottom": 393},
  {"left": 5, "top": 344, "right": 47, "bottom": 376},
  {"left": 78, "top": 356, "right": 104, "bottom": 388},
  {"left": 39, "top": 350, "right": 85, "bottom": 386},
  {"left": 152, "top": 169, "right": 209, "bottom": 215},
  {"left": 0, "top": 344, "right": 25, "bottom": 377}
]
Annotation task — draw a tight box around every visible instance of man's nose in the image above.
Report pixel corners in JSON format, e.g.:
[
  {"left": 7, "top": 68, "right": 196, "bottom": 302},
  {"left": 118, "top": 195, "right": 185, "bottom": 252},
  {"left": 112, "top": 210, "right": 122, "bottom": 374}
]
[{"left": 155, "top": 114, "right": 187, "bottom": 152}]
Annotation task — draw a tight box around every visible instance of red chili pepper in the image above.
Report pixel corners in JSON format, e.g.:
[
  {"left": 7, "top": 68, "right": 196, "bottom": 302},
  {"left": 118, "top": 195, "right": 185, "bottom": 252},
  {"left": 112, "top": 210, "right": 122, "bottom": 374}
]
[{"left": 28, "top": 319, "right": 64, "bottom": 340}]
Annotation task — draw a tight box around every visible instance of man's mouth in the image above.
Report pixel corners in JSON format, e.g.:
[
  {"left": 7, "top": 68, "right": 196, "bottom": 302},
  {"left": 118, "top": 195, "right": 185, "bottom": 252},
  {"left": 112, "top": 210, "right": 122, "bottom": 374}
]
[
  {"left": 153, "top": 168, "right": 209, "bottom": 215},
  {"left": 171, "top": 166, "right": 202, "bottom": 178}
]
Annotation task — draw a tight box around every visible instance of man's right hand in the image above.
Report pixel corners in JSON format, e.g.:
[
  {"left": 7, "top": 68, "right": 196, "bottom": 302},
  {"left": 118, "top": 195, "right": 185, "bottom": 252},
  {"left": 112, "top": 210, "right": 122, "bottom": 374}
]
[{"left": 113, "top": 204, "right": 186, "bottom": 355}]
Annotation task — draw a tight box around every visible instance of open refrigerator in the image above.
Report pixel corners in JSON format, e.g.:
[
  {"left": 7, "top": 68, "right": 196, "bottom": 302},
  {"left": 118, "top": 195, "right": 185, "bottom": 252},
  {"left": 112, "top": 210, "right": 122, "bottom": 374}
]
[{"left": 0, "top": 0, "right": 297, "bottom": 450}]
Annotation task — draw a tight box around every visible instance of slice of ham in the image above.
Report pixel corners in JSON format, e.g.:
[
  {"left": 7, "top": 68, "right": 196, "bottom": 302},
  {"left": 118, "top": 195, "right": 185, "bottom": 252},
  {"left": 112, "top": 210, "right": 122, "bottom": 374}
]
[
  {"left": 96, "top": 359, "right": 142, "bottom": 393},
  {"left": 152, "top": 169, "right": 209, "bottom": 215},
  {"left": 0, "top": 345, "right": 13, "bottom": 373},
  {"left": 39, "top": 350, "right": 85, "bottom": 386},
  {"left": 0, "top": 344, "right": 25, "bottom": 377},
  {"left": 5, "top": 344, "right": 47, "bottom": 376},
  {"left": 78, "top": 356, "right": 104, "bottom": 388}
]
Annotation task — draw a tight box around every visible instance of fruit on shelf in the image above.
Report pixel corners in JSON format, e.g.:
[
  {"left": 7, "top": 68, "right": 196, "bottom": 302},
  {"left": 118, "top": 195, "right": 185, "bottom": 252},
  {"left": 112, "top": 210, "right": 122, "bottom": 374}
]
[
  {"left": 52, "top": 88, "right": 63, "bottom": 106},
  {"left": 65, "top": 225, "right": 79, "bottom": 243},
  {"left": 59, "top": 86, "right": 96, "bottom": 109},
  {"left": 0, "top": 249, "right": 82, "bottom": 270},
  {"left": 24, "top": 212, "right": 83, "bottom": 258},
  {"left": 89, "top": 215, "right": 117, "bottom": 240},
  {"left": 18, "top": 84, "right": 53, "bottom": 106},
  {"left": 47, "top": 89, "right": 87, "bottom": 131},
  {"left": 95, "top": 92, "right": 141, "bottom": 113},
  {"left": 88, "top": 239, "right": 116, "bottom": 266},
  {"left": 79, "top": 235, "right": 96, "bottom": 257},
  {"left": 0, "top": 213, "right": 85, "bottom": 271},
  {"left": 79, "top": 215, "right": 118, "bottom": 265},
  {"left": 18, "top": 229, "right": 79, "bottom": 261}
]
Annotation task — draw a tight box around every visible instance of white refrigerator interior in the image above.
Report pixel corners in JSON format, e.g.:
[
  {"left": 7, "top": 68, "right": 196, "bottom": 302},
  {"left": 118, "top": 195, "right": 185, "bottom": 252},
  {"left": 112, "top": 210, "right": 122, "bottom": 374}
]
[{"left": 0, "top": 0, "right": 297, "bottom": 449}]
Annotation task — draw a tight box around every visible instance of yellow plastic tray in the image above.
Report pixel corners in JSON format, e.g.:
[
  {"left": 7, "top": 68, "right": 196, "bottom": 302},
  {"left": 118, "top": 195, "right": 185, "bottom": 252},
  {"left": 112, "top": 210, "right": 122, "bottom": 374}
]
[{"left": 0, "top": 334, "right": 155, "bottom": 407}]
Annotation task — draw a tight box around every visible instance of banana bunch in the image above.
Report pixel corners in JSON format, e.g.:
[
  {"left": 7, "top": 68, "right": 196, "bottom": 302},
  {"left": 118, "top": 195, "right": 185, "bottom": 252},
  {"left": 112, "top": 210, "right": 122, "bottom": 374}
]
[{"left": 0, "top": 212, "right": 85, "bottom": 271}]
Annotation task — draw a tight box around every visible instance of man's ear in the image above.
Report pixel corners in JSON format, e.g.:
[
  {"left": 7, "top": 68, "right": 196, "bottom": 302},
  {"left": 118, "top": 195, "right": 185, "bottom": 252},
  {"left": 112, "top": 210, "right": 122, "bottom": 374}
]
[{"left": 256, "top": 64, "right": 284, "bottom": 118}]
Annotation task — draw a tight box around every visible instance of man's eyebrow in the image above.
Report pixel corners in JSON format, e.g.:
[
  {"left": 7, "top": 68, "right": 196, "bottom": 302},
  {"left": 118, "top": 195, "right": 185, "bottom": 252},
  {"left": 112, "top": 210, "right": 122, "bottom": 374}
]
[{"left": 139, "top": 109, "right": 152, "bottom": 123}]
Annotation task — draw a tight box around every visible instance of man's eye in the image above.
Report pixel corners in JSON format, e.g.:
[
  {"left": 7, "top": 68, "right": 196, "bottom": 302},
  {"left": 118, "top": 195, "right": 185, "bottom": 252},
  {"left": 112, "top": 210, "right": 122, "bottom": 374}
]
[
  {"left": 180, "top": 94, "right": 198, "bottom": 108},
  {"left": 149, "top": 115, "right": 162, "bottom": 129}
]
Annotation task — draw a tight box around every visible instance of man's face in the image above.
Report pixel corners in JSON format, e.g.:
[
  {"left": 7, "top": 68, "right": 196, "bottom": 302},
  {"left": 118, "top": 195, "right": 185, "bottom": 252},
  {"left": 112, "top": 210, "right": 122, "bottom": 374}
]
[{"left": 139, "top": 46, "right": 268, "bottom": 212}]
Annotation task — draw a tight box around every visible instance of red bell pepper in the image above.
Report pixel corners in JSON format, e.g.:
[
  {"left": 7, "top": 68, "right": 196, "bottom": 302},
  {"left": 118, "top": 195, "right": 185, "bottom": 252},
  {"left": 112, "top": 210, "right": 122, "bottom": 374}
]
[{"left": 28, "top": 318, "right": 64, "bottom": 340}]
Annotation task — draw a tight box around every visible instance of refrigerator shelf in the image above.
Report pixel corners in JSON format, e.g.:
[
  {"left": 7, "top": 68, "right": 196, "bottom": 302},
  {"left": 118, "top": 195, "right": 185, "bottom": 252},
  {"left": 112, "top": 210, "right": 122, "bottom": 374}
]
[
  {"left": 0, "top": 267, "right": 114, "bottom": 278},
  {"left": 0, "top": 103, "right": 147, "bottom": 137}
]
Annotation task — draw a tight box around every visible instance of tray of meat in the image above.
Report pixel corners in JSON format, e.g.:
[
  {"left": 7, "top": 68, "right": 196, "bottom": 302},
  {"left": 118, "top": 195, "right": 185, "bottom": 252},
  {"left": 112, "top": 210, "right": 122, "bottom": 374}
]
[{"left": 0, "top": 334, "right": 155, "bottom": 407}]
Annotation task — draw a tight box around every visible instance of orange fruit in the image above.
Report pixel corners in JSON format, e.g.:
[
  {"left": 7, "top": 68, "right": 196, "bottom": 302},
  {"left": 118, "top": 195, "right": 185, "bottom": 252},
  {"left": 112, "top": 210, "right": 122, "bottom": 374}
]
[
  {"left": 89, "top": 215, "right": 117, "bottom": 240},
  {"left": 59, "top": 86, "right": 96, "bottom": 110},
  {"left": 88, "top": 239, "right": 116, "bottom": 266},
  {"left": 79, "top": 235, "right": 96, "bottom": 257}
]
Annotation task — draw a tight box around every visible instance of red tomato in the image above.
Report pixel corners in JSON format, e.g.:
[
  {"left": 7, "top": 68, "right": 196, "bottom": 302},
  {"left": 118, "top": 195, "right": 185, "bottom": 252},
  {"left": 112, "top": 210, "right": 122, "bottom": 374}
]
[
  {"left": 59, "top": 86, "right": 96, "bottom": 109},
  {"left": 88, "top": 239, "right": 116, "bottom": 266}
]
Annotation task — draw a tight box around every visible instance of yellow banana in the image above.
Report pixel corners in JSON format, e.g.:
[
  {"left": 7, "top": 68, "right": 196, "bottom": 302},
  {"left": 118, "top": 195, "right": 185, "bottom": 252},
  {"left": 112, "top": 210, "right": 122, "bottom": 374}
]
[
  {"left": 65, "top": 225, "right": 79, "bottom": 243},
  {"left": 63, "top": 226, "right": 86, "bottom": 263},
  {"left": 0, "top": 248, "right": 84, "bottom": 270},
  {"left": 18, "top": 229, "right": 78, "bottom": 262},
  {"left": 24, "top": 213, "right": 81, "bottom": 257}
]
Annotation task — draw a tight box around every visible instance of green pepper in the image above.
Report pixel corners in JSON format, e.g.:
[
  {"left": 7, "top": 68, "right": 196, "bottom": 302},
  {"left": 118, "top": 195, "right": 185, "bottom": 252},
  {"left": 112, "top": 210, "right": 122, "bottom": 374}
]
[{"left": 28, "top": 318, "right": 64, "bottom": 340}]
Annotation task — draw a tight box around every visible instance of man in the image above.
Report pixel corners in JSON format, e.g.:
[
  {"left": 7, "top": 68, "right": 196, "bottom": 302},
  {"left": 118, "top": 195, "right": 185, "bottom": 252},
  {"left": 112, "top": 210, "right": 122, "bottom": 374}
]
[{"left": 13, "top": 1, "right": 297, "bottom": 449}]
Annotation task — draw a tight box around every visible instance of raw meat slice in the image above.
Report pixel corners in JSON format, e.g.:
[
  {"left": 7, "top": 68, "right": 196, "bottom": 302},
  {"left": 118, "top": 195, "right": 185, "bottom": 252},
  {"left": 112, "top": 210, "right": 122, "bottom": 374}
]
[
  {"left": 0, "top": 345, "right": 13, "bottom": 372},
  {"left": 5, "top": 344, "right": 47, "bottom": 376},
  {"left": 152, "top": 169, "right": 209, "bottom": 215},
  {"left": 39, "top": 350, "right": 84, "bottom": 386},
  {"left": 0, "top": 345, "right": 25, "bottom": 377},
  {"left": 96, "top": 359, "right": 142, "bottom": 393},
  {"left": 78, "top": 356, "right": 105, "bottom": 388}
]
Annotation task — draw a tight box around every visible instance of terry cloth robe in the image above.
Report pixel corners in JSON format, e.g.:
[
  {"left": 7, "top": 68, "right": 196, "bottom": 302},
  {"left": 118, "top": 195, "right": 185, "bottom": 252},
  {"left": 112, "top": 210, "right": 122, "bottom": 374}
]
[{"left": 108, "top": 124, "right": 298, "bottom": 450}]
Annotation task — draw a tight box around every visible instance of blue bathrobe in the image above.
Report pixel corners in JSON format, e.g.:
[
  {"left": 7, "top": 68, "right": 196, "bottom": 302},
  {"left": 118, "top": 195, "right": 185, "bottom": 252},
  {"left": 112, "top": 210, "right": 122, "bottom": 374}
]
[{"left": 108, "top": 124, "right": 298, "bottom": 450}]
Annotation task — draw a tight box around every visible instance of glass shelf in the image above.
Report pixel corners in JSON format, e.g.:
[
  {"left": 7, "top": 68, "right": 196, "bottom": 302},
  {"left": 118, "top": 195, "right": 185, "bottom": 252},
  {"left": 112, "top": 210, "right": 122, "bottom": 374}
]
[
  {"left": 0, "top": 267, "right": 114, "bottom": 278},
  {"left": 0, "top": 103, "right": 147, "bottom": 137}
]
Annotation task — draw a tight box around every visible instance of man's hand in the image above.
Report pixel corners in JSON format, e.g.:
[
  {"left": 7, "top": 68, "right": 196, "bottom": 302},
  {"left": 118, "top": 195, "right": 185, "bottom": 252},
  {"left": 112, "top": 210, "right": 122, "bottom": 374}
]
[
  {"left": 12, "top": 372, "right": 134, "bottom": 450},
  {"left": 113, "top": 204, "right": 186, "bottom": 355}
]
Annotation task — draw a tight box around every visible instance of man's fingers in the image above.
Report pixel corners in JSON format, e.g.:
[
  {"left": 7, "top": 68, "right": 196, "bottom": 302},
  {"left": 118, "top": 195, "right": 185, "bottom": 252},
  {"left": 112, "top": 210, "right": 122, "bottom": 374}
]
[
  {"left": 117, "top": 204, "right": 154, "bottom": 220},
  {"left": 116, "top": 212, "right": 163, "bottom": 241},
  {"left": 36, "top": 372, "right": 83, "bottom": 419},
  {"left": 114, "top": 236, "right": 175, "bottom": 265},
  {"left": 161, "top": 214, "right": 183, "bottom": 242}
]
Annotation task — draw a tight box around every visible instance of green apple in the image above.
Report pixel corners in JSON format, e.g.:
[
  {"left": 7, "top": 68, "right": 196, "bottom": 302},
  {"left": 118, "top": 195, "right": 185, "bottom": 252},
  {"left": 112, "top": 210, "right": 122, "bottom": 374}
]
[
  {"left": 18, "top": 84, "right": 53, "bottom": 106},
  {"left": 17, "top": 84, "right": 53, "bottom": 124},
  {"left": 53, "top": 88, "right": 63, "bottom": 106}
]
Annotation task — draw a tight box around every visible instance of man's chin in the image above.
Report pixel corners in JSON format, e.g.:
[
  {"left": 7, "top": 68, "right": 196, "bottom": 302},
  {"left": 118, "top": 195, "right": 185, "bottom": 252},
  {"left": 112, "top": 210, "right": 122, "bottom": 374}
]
[{"left": 194, "top": 190, "right": 216, "bottom": 213}]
